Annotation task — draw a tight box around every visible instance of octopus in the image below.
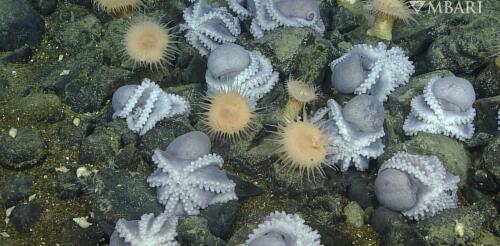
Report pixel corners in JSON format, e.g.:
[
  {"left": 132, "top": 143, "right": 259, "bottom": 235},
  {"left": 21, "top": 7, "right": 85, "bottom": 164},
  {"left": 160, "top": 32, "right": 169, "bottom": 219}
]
[
  {"left": 228, "top": 0, "right": 325, "bottom": 38},
  {"left": 147, "top": 131, "right": 237, "bottom": 215},
  {"left": 246, "top": 211, "right": 322, "bottom": 246},
  {"left": 403, "top": 76, "right": 476, "bottom": 141},
  {"left": 311, "top": 95, "right": 385, "bottom": 171},
  {"left": 181, "top": 0, "right": 241, "bottom": 56},
  {"left": 330, "top": 42, "right": 414, "bottom": 102},
  {"left": 375, "top": 151, "right": 459, "bottom": 221},
  {"left": 205, "top": 43, "right": 279, "bottom": 101},
  {"left": 109, "top": 212, "right": 178, "bottom": 246},
  {"left": 112, "top": 78, "right": 190, "bottom": 136}
]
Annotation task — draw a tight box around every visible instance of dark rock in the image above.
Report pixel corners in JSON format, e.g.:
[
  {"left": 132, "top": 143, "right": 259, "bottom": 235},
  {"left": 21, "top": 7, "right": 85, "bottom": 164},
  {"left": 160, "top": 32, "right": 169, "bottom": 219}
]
[
  {"left": 114, "top": 144, "right": 140, "bottom": 170},
  {"left": 464, "top": 132, "right": 494, "bottom": 149},
  {"left": 474, "top": 96, "right": 500, "bottom": 134},
  {"left": 327, "top": 172, "right": 349, "bottom": 194},
  {"left": 382, "top": 226, "right": 429, "bottom": 246},
  {"left": 56, "top": 14, "right": 102, "bottom": 50},
  {"left": 177, "top": 216, "right": 226, "bottom": 246},
  {"left": 347, "top": 175, "right": 376, "bottom": 209},
  {"left": 227, "top": 224, "right": 254, "bottom": 245},
  {"left": 53, "top": 167, "right": 84, "bottom": 199},
  {"left": 479, "top": 135, "right": 500, "bottom": 186},
  {"left": 87, "top": 168, "right": 163, "bottom": 235},
  {"left": 79, "top": 126, "right": 121, "bottom": 164},
  {"left": 227, "top": 174, "right": 263, "bottom": 199},
  {"left": 0, "top": 128, "right": 48, "bottom": 170},
  {"left": 201, "top": 200, "right": 240, "bottom": 239},
  {"left": 295, "top": 39, "right": 335, "bottom": 86},
  {"left": 271, "top": 161, "right": 328, "bottom": 196},
  {"left": 32, "top": 0, "right": 57, "bottom": 15},
  {"left": 0, "top": 45, "right": 32, "bottom": 63},
  {"left": 68, "top": 0, "right": 91, "bottom": 8},
  {"left": 471, "top": 169, "right": 498, "bottom": 193},
  {"left": 9, "top": 93, "right": 65, "bottom": 123},
  {"left": 318, "top": 227, "right": 354, "bottom": 246},
  {"left": 59, "top": 219, "right": 103, "bottom": 246},
  {"left": 493, "top": 217, "right": 500, "bottom": 238},
  {"left": 474, "top": 63, "right": 500, "bottom": 98},
  {"left": 139, "top": 116, "right": 193, "bottom": 159},
  {"left": 10, "top": 203, "right": 42, "bottom": 233},
  {"left": 0, "top": 175, "right": 33, "bottom": 206},
  {"left": 370, "top": 206, "right": 406, "bottom": 235},
  {"left": 57, "top": 121, "right": 90, "bottom": 149},
  {"left": 416, "top": 200, "right": 497, "bottom": 245},
  {"left": 38, "top": 49, "right": 132, "bottom": 113},
  {"left": 0, "top": 0, "right": 44, "bottom": 51},
  {"left": 302, "top": 193, "right": 345, "bottom": 226}
]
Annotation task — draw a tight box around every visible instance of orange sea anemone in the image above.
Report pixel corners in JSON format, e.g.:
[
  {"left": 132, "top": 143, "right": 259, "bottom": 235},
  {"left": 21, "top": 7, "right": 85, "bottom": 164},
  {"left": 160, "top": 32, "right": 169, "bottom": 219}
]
[
  {"left": 123, "top": 17, "right": 178, "bottom": 69},
  {"left": 365, "top": 0, "right": 414, "bottom": 40},
  {"left": 93, "top": 0, "right": 142, "bottom": 14},
  {"left": 273, "top": 120, "right": 330, "bottom": 177},
  {"left": 201, "top": 91, "right": 257, "bottom": 140},
  {"left": 282, "top": 79, "right": 318, "bottom": 121}
]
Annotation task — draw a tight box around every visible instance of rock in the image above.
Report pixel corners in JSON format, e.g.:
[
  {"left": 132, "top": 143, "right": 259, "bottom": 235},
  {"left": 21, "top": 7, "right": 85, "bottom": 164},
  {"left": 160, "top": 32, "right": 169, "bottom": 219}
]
[
  {"left": 344, "top": 201, "right": 364, "bottom": 228},
  {"left": 0, "top": 44, "right": 33, "bottom": 63},
  {"left": 252, "top": 27, "right": 316, "bottom": 75},
  {"left": 392, "top": 13, "right": 441, "bottom": 59},
  {"left": 53, "top": 167, "right": 84, "bottom": 199},
  {"left": 227, "top": 224, "right": 254, "bottom": 245},
  {"left": 474, "top": 63, "right": 500, "bottom": 98},
  {"left": 271, "top": 162, "right": 328, "bottom": 196},
  {"left": 383, "top": 226, "right": 429, "bottom": 246},
  {"left": 295, "top": 39, "right": 335, "bottom": 86},
  {"left": 0, "top": 128, "right": 48, "bottom": 170},
  {"left": 416, "top": 200, "right": 497, "bottom": 245},
  {"left": 9, "top": 93, "right": 65, "bottom": 123},
  {"left": 380, "top": 133, "right": 471, "bottom": 187},
  {"left": 38, "top": 49, "right": 132, "bottom": 113},
  {"left": 370, "top": 206, "right": 406, "bottom": 235},
  {"left": 326, "top": 172, "right": 350, "bottom": 194},
  {"left": 227, "top": 174, "right": 263, "bottom": 199},
  {"left": 302, "top": 194, "right": 345, "bottom": 227},
  {"left": 79, "top": 126, "right": 121, "bottom": 164},
  {"left": 139, "top": 115, "right": 193, "bottom": 159},
  {"left": 87, "top": 168, "right": 163, "bottom": 235},
  {"left": 32, "top": 0, "right": 58, "bottom": 15},
  {"left": 114, "top": 144, "right": 140, "bottom": 171},
  {"left": 474, "top": 95, "right": 500, "bottom": 134},
  {"left": 57, "top": 120, "right": 90, "bottom": 149},
  {"left": 59, "top": 219, "right": 103, "bottom": 246},
  {"left": 177, "top": 216, "right": 226, "bottom": 246},
  {"left": 347, "top": 174, "right": 376, "bottom": 209},
  {"left": 479, "top": 135, "right": 500, "bottom": 186},
  {"left": 201, "top": 200, "right": 240, "bottom": 239},
  {"left": 473, "top": 231, "right": 500, "bottom": 246},
  {"left": 385, "top": 70, "right": 455, "bottom": 145},
  {"left": 68, "top": 0, "right": 91, "bottom": 8},
  {"left": 471, "top": 169, "right": 498, "bottom": 193},
  {"left": 0, "top": 175, "right": 33, "bottom": 207},
  {"left": 9, "top": 203, "right": 42, "bottom": 233},
  {"left": 423, "top": 10, "right": 498, "bottom": 74},
  {"left": 56, "top": 14, "right": 102, "bottom": 50},
  {"left": 0, "top": 0, "right": 44, "bottom": 51}
]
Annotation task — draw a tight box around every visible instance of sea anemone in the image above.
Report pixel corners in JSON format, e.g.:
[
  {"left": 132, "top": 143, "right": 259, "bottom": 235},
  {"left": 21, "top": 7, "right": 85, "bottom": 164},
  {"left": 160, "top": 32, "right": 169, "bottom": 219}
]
[
  {"left": 201, "top": 90, "right": 257, "bottom": 140},
  {"left": 123, "top": 17, "right": 178, "bottom": 69},
  {"left": 273, "top": 120, "right": 330, "bottom": 177},
  {"left": 93, "top": 0, "right": 142, "bottom": 14},
  {"left": 365, "top": 0, "right": 414, "bottom": 40},
  {"left": 282, "top": 79, "right": 318, "bottom": 121}
]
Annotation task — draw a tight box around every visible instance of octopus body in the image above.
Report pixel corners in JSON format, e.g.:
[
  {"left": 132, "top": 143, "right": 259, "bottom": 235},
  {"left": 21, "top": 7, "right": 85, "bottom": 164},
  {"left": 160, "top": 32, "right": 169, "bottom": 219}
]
[
  {"left": 112, "top": 79, "right": 190, "bottom": 136},
  {"left": 181, "top": 1, "right": 241, "bottom": 56},
  {"left": 206, "top": 43, "right": 279, "bottom": 101},
  {"left": 330, "top": 43, "right": 414, "bottom": 102},
  {"left": 228, "top": 0, "right": 325, "bottom": 38},
  {"left": 109, "top": 212, "right": 178, "bottom": 246},
  {"left": 375, "top": 152, "right": 459, "bottom": 221},
  {"left": 403, "top": 77, "right": 476, "bottom": 141},
  {"left": 246, "top": 211, "right": 321, "bottom": 246},
  {"left": 147, "top": 131, "right": 237, "bottom": 216},
  {"left": 311, "top": 95, "right": 385, "bottom": 171}
]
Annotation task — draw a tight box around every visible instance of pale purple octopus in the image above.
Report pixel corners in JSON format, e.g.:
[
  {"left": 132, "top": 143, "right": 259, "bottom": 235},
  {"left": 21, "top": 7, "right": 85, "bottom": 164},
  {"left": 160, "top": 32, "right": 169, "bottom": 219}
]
[
  {"left": 246, "top": 211, "right": 321, "bottom": 246},
  {"left": 181, "top": 0, "right": 241, "bottom": 56},
  {"left": 112, "top": 79, "right": 190, "bottom": 136},
  {"left": 311, "top": 95, "right": 385, "bottom": 171},
  {"left": 403, "top": 76, "right": 476, "bottom": 141},
  {"left": 147, "top": 131, "right": 237, "bottom": 216},
  {"left": 206, "top": 43, "right": 278, "bottom": 101},
  {"left": 228, "top": 0, "right": 325, "bottom": 38},
  {"left": 375, "top": 152, "right": 459, "bottom": 221},
  {"left": 109, "top": 212, "right": 178, "bottom": 246},
  {"left": 330, "top": 43, "right": 414, "bottom": 102}
]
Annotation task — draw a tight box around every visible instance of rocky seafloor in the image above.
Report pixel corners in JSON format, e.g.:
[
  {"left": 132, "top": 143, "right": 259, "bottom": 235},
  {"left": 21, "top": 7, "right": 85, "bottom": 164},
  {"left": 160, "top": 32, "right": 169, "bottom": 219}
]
[{"left": 0, "top": 0, "right": 499, "bottom": 245}]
